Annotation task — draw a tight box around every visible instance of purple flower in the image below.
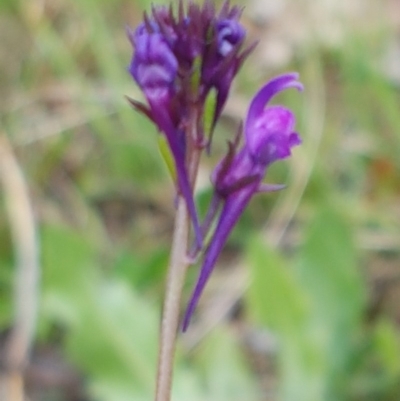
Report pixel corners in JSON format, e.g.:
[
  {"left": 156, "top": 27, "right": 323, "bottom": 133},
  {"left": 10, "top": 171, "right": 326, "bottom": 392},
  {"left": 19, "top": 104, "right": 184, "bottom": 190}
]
[
  {"left": 128, "top": 31, "right": 178, "bottom": 100},
  {"left": 128, "top": 1, "right": 253, "bottom": 142},
  {"left": 182, "top": 73, "right": 303, "bottom": 330},
  {"left": 201, "top": 12, "right": 252, "bottom": 129},
  {"left": 128, "top": 27, "right": 202, "bottom": 246},
  {"left": 217, "top": 19, "right": 246, "bottom": 57}
]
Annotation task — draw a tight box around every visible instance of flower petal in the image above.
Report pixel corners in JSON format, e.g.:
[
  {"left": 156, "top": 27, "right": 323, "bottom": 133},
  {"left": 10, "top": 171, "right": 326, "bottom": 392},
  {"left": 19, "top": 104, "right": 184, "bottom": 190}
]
[
  {"left": 247, "top": 106, "right": 297, "bottom": 164},
  {"left": 182, "top": 185, "right": 255, "bottom": 331},
  {"left": 245, "top": 73, "right": 303, "bottom": 142},
  {"left": 128, "top": 32, "right": 178, "bottom": 98},
  {"left": 149, "top": 103, "right": 203, "bottom": 247},
  {"left": 216, "top": 18, "right": 246, "bottom": 56}
]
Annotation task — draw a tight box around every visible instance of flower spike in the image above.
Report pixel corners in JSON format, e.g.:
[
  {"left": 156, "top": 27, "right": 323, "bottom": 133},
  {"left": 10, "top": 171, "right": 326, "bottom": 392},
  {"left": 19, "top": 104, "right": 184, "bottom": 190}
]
[{"left": 127, "top": 1, "right": 253, "bottom": 246}]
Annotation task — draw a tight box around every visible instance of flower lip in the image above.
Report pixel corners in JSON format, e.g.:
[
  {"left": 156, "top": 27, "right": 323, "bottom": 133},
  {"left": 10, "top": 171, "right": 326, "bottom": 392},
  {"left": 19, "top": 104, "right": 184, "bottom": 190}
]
[
  {"left": 245, "top": 73, "right": 303, "bottom": 128},
  {"left": 244, "top": 73, "right": 303, "bottom": 164}
]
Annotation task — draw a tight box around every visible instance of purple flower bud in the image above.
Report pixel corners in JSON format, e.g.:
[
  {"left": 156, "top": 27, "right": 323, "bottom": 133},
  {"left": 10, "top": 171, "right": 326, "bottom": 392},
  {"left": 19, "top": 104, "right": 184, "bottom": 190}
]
[
  {"left": 217, "top": 19, "right": 246, "bottom": 56},
  {"left": 128, "top": 26, "right": 202, "bottom": 246},
  {"left": 128, "top": 31, "right": 178, "bottom": 100},
  {"left": 183, "top": 73, "right": 303, "bottom": 330},
  {"left": 201, "top": 15, "right": 251, "bottom": 136}
]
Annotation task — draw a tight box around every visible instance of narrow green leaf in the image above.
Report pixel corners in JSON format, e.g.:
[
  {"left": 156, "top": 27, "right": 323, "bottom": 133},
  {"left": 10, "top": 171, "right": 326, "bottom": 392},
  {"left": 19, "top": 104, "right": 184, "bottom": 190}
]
[
  {"left": 41, "top": 224, "right": 96, "bottom": 325},
  {"left": 296, "top": 207, "right": 365, "bottom": 334},
  {"left": 196, "top": 327, "right": 258, "bottom": 401},
  {"left": 204, "top": 88, "right": 218, "bottom": 141},
  {"left": 247, "top": 236, "right": 308, "bottom": 335},
  {"left": 292, "top": 206, "right": 366, "bottom": 399},
  {"left": 66, "top": 280, "right": 158, "bottom": 399},
  {"left": 158, "top": 135, "right": 176, "bottom": 182},
  {"left": 374, "top": 319, "right": 400, "bottom": 379}
]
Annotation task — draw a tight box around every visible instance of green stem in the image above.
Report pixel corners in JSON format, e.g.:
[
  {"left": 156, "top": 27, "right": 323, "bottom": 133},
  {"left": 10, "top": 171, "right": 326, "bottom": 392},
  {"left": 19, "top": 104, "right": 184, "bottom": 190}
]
[
  {"left": 154, "top": 195, "right": 189, "bottom": 401},
  {"left": 154, "top": 108, "right": 201, "bottom": 401}
]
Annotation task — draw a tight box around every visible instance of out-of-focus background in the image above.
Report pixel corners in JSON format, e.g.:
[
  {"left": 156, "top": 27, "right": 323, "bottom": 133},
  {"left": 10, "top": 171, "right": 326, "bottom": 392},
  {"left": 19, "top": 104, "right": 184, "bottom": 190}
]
[{"left": 0, "top": 0, "right": 400, "bottom": 400}]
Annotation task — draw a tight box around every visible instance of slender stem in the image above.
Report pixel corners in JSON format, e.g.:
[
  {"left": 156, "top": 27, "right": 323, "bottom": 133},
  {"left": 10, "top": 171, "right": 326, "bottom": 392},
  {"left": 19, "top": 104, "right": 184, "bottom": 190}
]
[
  {"left": 154, "top": 195, "right": 190, "bottom": 401},
  {"left": 155, "top": 106, "right": 201, "bottom": 401}
]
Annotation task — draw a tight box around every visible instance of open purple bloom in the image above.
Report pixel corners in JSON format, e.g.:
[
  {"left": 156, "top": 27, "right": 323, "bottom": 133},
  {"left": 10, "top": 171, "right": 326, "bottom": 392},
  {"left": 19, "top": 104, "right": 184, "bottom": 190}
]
[{"left": 183, "top": 73, "right": 303, "bottom": 330}]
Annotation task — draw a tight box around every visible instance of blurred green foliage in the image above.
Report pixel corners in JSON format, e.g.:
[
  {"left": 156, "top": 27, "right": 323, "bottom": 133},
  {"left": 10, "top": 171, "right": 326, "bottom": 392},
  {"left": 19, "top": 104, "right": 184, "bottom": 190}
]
[
  {"left": 1, "top": 0, "right": 400, "bottom": 400},
  {"left": 248, "top": 207, "right": 368, "bottom": 401}
]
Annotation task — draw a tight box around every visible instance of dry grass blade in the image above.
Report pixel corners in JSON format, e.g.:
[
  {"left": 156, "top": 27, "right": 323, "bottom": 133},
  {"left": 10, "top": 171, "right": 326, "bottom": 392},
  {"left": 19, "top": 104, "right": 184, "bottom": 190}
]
[
  {"left": 265, "top": 57, "right": 326, "bottom": 247},
  {"left": 0, "top": 133, "right": 40, "bottom": 401}
]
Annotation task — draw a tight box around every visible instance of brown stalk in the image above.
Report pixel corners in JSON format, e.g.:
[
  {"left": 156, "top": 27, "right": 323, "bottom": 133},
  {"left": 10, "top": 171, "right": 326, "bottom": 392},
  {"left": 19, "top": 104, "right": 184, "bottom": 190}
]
[{"left": 0, "top": 133, "right": 40, "bottom": 401}]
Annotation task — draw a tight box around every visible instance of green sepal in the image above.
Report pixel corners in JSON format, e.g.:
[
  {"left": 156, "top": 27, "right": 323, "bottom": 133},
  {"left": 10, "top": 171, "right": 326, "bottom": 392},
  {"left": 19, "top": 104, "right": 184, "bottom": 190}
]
[
  {"left": 204, "top": 88, "right": 218, "bottom": 141},
  {"left": 157, "top": 135, "right": 176, "bottom": 182}
]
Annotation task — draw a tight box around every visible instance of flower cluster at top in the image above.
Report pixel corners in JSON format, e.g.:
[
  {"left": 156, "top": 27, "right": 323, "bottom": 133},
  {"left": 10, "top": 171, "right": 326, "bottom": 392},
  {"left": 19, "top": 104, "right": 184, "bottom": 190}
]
[
  {"left": 127, "top": 1, "right": 303, "bottom": 330},
  {"left": 127, "top": 0, "right": 254, "bottom": 247}
]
